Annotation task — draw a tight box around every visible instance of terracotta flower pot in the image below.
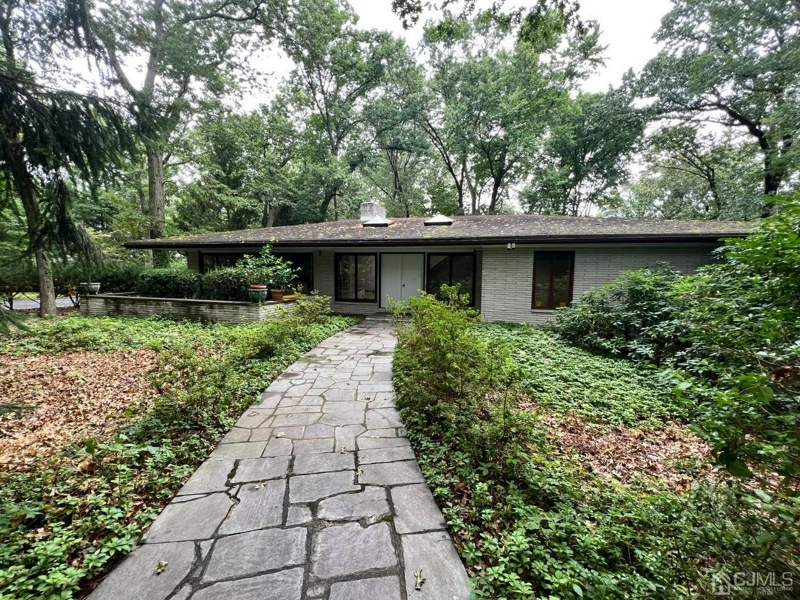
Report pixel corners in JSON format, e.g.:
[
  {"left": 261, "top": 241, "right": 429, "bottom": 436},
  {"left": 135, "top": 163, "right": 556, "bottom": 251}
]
[{"left": 270, "top": 289, "right": 285, "bottom": 302}]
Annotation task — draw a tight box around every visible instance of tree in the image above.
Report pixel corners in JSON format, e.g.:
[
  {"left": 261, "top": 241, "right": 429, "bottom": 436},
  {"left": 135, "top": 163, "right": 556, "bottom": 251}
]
[
  {"left": 1, "top": 0, "right": 131, "bottom": 316},
  {"left": 281, "top": 0, "right": 408, "bottom": 220},
  {"left": 605, "top": 128, "right": 763, "bottom": 221},
  {"left": 175, "top": 97, "right": 301, "bottom": 231},
  {"left": 88, "top": 0, "right": 283, "bottom": 264},
  {"left": 521, "top": 90, "right": 643, "bottom": 216},
  {"left": 421, "top": 15, "right": 598, "bottom": 214},
  {"left": 636, "top": 0, "right": 800, "bottom": 216}
]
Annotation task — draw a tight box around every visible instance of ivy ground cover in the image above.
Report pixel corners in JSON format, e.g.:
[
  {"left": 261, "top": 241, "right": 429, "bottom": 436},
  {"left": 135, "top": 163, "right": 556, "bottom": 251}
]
[{"left": 0, "top": 302, "right": 357, "bottom": 600}]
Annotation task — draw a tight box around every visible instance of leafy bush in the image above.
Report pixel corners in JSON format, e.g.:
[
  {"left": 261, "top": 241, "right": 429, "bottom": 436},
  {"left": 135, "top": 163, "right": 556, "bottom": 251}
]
[
  {"left": 394, "top": 293, "right": 778, "bottom": 599},
  {"left": 292, "top": 292, "right": 333, "bottom": 323},
  {"left": 202, "top": 267, "right": 250, "bottom": 301},
  {"left": 135, "top": 267, "right": 202, "bottom": 299},
  {"left": 0, "top": 303, "right": 357, "bottom": 599},
  {"left": 553, "top": 263, "right": 685, "bottom": 363},
  {"left": 94, "top": 262, "right": 146, "bottom": 293},
  {"left": 553, "top": 196, "right": 800, "bottom": 575}
]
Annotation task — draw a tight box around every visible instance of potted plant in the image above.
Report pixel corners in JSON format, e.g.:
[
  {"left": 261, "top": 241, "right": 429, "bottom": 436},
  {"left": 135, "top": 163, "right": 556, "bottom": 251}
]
[
  {"left": 78, "top": 264, "right": 101, "bottom": 295},
  {"left": 236, "top": 247, "right": 290, "bottom": 304},
  {"left": 269, "top": 262, "right": 296, "bottom": 302}
]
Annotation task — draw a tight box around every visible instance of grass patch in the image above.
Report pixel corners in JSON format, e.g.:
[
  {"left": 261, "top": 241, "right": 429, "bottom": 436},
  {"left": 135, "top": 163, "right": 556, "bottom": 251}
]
[{"left": 0, "top": 300, "right": 357, "bottom": 600}]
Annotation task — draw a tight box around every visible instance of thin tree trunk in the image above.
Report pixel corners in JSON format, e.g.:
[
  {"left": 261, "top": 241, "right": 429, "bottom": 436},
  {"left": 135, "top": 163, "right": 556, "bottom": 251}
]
[
  {"left": 33, "top": 248, "right": 57, "bottom": 317},
  {"left": 147, "top": 149, "right": 170, "bottom": 267}
]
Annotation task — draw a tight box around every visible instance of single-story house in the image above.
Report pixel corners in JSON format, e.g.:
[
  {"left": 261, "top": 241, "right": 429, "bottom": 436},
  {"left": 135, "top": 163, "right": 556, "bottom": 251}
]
[{"left": 125, "top": 203, "right": 750, "bottom": 324}]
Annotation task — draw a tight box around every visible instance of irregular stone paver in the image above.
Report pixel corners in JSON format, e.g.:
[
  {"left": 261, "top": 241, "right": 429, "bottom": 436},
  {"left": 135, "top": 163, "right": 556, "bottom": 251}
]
[
  {"left": 177, "top": 459, "right": 233, "bottom": 495},
  {"left": 204, "top": 528, "right": 306, "bottom": 581},
  {"left": 90, "top": 542, "right": 195, "bottom": 600},
  {"left": 401, "top": 531, "right": 473, "bottom": 599},
  {"left": 193, "top": 568, "right": 304, "bottom": 600},
  {"left": 218, "top": 480, "right": 285, "bottom": 534},
  {"left": 144, "top": 493, "right": 233, "bottom": 543},
  {"left": 90, "top": 322, "right": 470, "bottom": 600},
  {"left": 359, "top": 460, "right": 426, "bottom": 486},
  {"left": 358, "top": 445, "right": 416, "bottom": 464},
  {"left": 329, "top": 576, "right": 402, "bottom": 600},
  {"left": 317, "top": 487, "right": 389, "bottom": 522},
  {"left": 311, "top": 522, "right": 396, "bottom": 579},
  {"left": 391, "top": 484, "right": 446, "bottom": 534},
  {"left": 293, "top": 451, "right": 354, "bottom": 474},
  {"left": 231, "top": 456, "right": 290, "bottom": 483},
  {"left": 289, "top": 471, "right": 359, "bottom": 503}
]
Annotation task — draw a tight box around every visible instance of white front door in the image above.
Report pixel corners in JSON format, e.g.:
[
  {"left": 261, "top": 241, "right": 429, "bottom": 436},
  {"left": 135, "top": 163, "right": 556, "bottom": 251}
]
[{"left": 380, "top": 254, "right": 424, "bottom": 308}]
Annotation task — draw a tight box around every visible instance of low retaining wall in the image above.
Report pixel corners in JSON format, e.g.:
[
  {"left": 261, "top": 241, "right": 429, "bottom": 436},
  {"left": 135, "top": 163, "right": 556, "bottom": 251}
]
[{"left": 81, "top": 293, "right": 294, "bottom": 323}]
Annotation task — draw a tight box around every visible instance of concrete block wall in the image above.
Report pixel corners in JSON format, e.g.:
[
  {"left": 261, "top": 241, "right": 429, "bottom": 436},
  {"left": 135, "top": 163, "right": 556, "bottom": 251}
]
[
  {"left": 480, "top": 244, "right": 717, "bottom": 324},
  {"left": 81, "top": 294, "right": 293, "bottom": 323}
]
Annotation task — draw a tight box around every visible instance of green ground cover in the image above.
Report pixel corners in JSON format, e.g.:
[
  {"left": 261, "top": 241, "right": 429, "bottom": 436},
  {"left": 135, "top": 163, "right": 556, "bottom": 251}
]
[
  {"left": 392, "top": 290, "right": 792, "bottom": 599},
  {"left": 0, "top": 298, "right": 357, "bottom": 600}
]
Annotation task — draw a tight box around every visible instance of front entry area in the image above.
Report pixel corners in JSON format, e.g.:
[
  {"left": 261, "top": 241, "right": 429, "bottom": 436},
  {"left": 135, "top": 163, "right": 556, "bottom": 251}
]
[{"left": 380, "top": 253, "right": 424, "bottom": 308}]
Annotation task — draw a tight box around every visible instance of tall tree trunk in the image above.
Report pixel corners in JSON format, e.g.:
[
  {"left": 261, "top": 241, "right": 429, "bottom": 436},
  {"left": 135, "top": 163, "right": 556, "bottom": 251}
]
[
  {"left": 147, "top": 149, "right": 170, "bottom": 266},
  {"left": 13, "top": 164, "right": 57, "bottom": 317}
]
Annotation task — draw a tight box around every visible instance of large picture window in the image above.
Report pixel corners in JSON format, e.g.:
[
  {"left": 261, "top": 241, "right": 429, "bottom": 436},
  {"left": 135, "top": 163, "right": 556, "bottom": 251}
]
[
  {"left": 426, "top": 254, "right": 475, "bottom": 305},
  {"left": 532, "top": 251, "right": 574, "bottom": 310},
  {"left": 336, "top": 254, "right": 377, "bottom": 302}
]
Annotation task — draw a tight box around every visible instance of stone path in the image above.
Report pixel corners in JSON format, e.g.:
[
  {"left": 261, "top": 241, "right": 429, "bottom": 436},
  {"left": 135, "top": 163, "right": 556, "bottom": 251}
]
[{"left": 90, "top": 321, "right": 471, "bottom": 600}]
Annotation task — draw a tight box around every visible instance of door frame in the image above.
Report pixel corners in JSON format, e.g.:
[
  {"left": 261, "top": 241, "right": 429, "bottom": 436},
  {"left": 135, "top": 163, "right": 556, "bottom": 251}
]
[{"left": 379, "top": 252, "right": 426, "bottom": 308}]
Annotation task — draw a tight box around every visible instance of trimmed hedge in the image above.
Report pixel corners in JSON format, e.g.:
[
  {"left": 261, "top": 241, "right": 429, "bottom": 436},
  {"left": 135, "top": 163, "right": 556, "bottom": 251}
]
[
  {"left": 136, "top": 268, "right": 202, "bottom": 299},
  {"left": 202, "top": 268, "right": 250, "bottom": 301}
]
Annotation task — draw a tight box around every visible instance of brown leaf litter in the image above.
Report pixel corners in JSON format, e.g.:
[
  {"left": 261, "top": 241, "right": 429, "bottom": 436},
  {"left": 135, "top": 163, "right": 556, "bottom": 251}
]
[
  {"left": 541, "top": 413, "right": 712, "bottom": 492},
  {"left": 0, "top": 350, "right": 160, "bottom": 472}
]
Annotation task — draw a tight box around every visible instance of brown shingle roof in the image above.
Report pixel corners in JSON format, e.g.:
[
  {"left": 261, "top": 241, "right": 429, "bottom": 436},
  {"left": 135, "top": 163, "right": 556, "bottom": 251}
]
[{"left": 125, "top": 215, "right": 751, "bottom": 249}]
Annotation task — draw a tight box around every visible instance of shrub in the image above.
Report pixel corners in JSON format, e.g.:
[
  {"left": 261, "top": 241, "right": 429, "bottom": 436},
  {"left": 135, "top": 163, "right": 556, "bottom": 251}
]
[
  {"left": 135, "top": 267, "right": 202, "bottom": 299},
  {"left": 394, "top": 293, "right": 778, "bottom": 599},
  {"left": 95, "top": 262, "right": 146, "bottom": 293},
  {"left": 553, "top": 263, "right": 685, "bottom": 363},
  {"left": 0, "top": 260, "right": 36, "bottom": 309},
  {"left": 202, "top": 267, "right": 250, "bottom": 301},
  {"left": 292, "top": 292, "right": 332, "bottom": 323}
]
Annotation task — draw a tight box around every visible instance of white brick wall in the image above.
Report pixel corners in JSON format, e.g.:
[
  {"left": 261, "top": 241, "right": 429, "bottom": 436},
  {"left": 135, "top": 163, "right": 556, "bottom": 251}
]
[{"left": 480, "top": 244, "right": 717, "bottom": 324}]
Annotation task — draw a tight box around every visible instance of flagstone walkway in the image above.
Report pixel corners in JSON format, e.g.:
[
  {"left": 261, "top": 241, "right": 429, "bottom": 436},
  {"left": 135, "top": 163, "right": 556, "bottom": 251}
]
[{"left": 90, "top": 321, "right": 471, "bottom": 600}]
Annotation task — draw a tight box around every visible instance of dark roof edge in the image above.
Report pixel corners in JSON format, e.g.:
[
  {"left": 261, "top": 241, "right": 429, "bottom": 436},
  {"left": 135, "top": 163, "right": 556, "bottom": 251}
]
[{"left": 124, "top": 232, "right": 748, "bottom": 250}]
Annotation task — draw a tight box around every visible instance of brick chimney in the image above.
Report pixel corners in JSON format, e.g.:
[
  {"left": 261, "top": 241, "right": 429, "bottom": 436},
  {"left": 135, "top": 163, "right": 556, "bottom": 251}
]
[{"left": 360, "top": 202, "right": 386, "bottom": 222}]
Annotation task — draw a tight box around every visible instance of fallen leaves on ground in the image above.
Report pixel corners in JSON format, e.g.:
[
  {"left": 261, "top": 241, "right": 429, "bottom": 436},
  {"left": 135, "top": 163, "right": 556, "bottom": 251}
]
[
  {"left": 540, "top": 412, "right": 712, "bottom": 492},
  {"left": 0, "top": 350, "right": 160, "bottom": 471}
]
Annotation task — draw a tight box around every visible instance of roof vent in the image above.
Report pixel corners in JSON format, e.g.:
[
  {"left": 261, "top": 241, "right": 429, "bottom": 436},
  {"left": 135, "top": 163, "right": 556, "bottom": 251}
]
[
  {"left": 363, "top": 216, "right": 392, "bottom": 227},
  {"left": 424, "top": 214, "right": 453, "bottom": 226},
  {"left": 360, "top": 202, "right": 386, "bottom": 222}
]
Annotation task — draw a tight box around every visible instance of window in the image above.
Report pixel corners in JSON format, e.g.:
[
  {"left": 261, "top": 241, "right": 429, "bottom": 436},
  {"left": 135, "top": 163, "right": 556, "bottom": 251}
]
[
  {"left": 273, "top": 252, "right": 314, "bottom": 292},
  {"left": 426, "top": 254, "right": 475, "bottom": 305},
  {"left": 336, "top": 254, "right": 377, "bottom": 302},
  {"left": 201, "top": 253, "right": 244, "bottom": 272},
  {"left": 532, "top": 251, "right": 574, "bottom": 310}
]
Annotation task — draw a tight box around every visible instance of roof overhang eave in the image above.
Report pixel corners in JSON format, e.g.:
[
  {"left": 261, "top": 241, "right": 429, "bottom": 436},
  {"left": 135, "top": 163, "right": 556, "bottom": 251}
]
[{"left": 123, "top": 232, "right": 748, "bottom": 250}]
